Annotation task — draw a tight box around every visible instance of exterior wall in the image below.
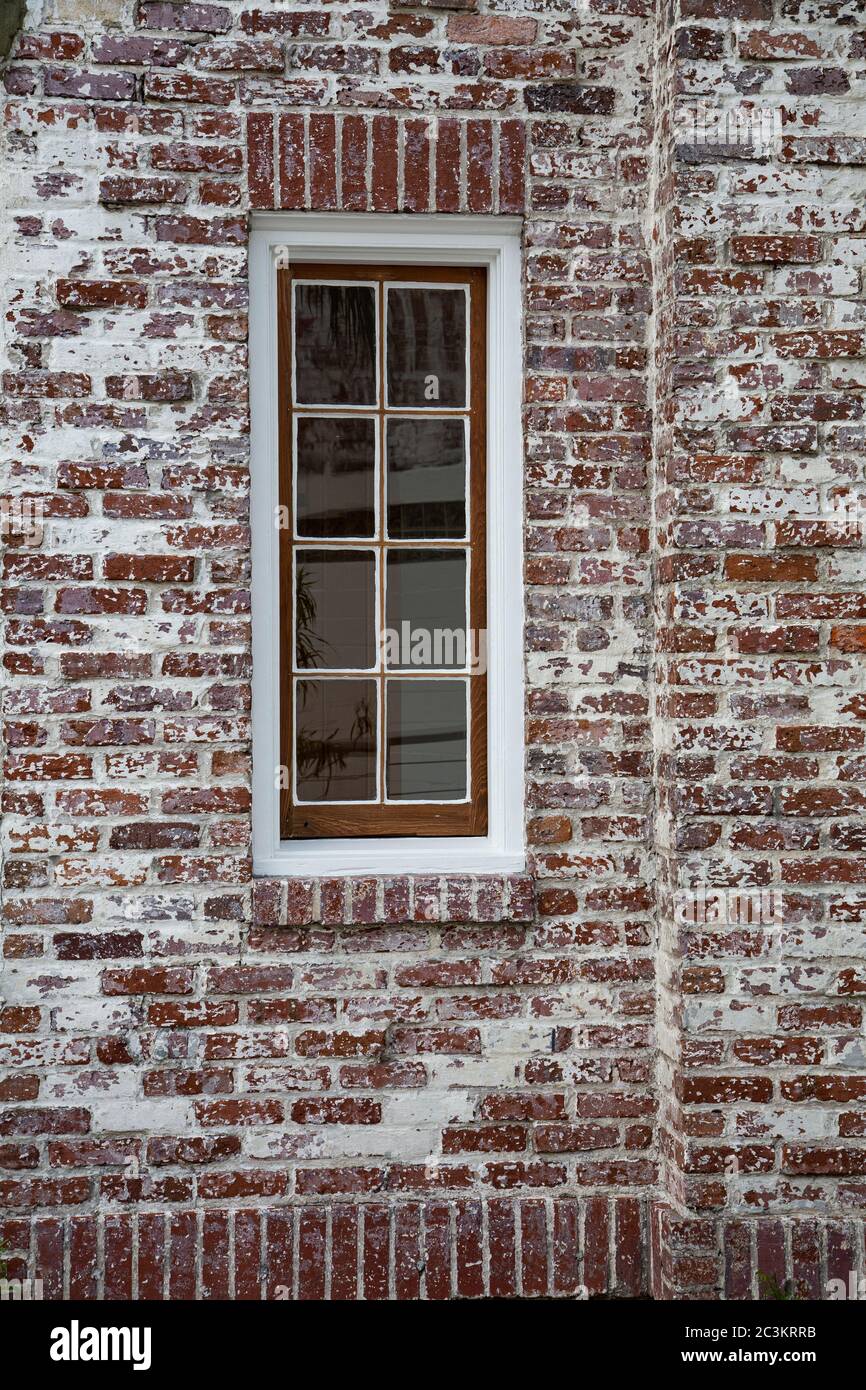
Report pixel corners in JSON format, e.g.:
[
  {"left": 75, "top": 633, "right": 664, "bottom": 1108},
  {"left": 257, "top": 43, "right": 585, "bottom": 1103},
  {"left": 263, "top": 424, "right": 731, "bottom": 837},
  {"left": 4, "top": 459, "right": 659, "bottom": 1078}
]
[
  {"left": 0, "top": 0, "right": 863, "bottom": 1301},
  {"left": 653, "top": 0, "right": 866, "bottom": 1297},
  {"left": 1, "top": 0, "right": 656, "bottom": 1299}
]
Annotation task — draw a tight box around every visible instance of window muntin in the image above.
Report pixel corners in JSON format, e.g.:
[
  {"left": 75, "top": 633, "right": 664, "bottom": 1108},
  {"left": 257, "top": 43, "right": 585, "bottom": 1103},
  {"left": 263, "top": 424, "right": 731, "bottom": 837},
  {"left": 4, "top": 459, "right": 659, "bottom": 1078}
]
[{"left": 278, "top": 262, "right": 488, "bottom": 840}]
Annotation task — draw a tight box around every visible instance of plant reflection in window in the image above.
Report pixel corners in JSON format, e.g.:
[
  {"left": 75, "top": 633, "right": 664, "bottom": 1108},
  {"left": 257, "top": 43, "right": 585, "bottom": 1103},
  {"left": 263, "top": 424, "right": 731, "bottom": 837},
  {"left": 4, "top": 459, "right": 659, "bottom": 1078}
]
[{"left": 295, "top": 565, "right": 374, "bottom": 797}]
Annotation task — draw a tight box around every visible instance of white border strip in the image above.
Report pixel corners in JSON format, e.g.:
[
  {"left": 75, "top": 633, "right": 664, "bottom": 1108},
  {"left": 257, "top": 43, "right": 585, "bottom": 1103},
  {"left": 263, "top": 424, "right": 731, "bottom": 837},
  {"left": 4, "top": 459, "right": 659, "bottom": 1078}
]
[{"left": 250, "top": 214, "right": 525, "bottom": 876}]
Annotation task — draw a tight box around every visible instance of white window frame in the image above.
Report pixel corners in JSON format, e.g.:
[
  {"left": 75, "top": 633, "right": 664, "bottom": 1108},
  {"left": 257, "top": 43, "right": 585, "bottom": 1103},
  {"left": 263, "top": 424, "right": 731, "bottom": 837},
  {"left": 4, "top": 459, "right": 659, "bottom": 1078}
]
[{"left": 250, "top": 213, "right": 524, "bottom": 877}]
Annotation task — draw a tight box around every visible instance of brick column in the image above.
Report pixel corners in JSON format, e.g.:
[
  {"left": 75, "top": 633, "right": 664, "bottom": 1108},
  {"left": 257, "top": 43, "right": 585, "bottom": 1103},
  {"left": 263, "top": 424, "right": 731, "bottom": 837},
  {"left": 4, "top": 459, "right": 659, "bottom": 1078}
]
[{"left": 652, "top": 0, "right": 866, "bottom": 1297}]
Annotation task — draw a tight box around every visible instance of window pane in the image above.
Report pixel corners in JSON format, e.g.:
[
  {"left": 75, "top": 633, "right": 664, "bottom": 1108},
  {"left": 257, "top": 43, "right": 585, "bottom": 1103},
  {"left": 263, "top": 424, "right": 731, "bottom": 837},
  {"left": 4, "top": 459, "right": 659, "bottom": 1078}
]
[
  {"left": 294, "top": 283, "right": 377, "bottom": 406},
  {"left": 386, "top": 286, "right": 467, "bottom": 408},
  {"left": 296, "top": 549, "right": 376, "bottom": 669},
  {"left": 296, "top": 679, "right": 376, "bottom": 802},
  {"left": 296, "top": 416, "right": 376, "bottom": 539},
  {"left": 386, "top": 679, "right": 467, "bottom": 801},
  {"left": 386, "top": 417, "right": 467, "bottom": 540},
  {"left": 385, "top": 550, "right": 467, "bottom": 670}
]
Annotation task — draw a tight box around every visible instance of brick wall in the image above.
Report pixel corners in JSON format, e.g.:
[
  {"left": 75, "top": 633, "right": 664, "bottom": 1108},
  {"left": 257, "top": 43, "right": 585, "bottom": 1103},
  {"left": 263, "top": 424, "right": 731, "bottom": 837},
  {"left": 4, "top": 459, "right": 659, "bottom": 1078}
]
[
  {"left": 0, "top": 0, "right": 864, "bottom": 1300},
  {"left": 653, "top": 0, "right": 866, "bottom": 1296}
]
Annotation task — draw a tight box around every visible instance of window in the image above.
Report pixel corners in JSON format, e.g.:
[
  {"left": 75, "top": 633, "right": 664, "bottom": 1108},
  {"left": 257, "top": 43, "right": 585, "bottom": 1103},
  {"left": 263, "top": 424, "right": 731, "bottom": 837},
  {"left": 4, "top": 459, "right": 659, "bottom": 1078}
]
[
  {"left": 280, "top": 264, "right": 487, "bottom": 840},
  {"left": 250, "top": 216, "right": 523, "bottom": 876}
]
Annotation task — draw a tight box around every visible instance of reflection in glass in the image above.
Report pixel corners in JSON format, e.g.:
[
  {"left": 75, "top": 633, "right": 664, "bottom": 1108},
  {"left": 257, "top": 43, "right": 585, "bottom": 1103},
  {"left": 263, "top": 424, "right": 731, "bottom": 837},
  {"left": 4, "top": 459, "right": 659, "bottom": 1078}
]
[
  {"left": 386, "top": 679, "right": 467, "bottom": 801},
  {"left": 386, "top": 417, "right": 467, "bottom": 539},
  {"left": 296, "top": 416, "right": 376, "bottom": 538},
  {"left": 294, "top": 283, "right": 377, "bottom": 406},
  {"left": 386, "top": 287, "right": 467, "bottom": 408},
  {"left": 385, "top": 550, "right": 467, "bottom": 669},
  {"left": 295, "top": 549, "right": 376, "bottom": 670},
  {"left": 295, "top": 679, "right": 376, "bottom": 802}
]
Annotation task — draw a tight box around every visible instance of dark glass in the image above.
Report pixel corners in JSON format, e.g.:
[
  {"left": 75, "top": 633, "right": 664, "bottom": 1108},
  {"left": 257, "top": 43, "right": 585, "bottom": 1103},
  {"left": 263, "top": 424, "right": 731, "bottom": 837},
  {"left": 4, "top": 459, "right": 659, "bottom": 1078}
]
[
  {"left": 386, "top": 417, "right": 467, "bottom": 539},
  {"left": 386, "top": 286, "right": 467, "bottom": 408},
  {"left": 386, "top": 679, "right": 467, "bottom": 801},
  {"left": 295, "top": 679, "right": 376, "bottom": 802},
  {"left": 295, "top": 549, "right": 376, "bottom": 670},
  {"left": 296, "top": 416, "right": 376, "bottom": 538},
  {"left": 294, "top": 283, "right": 377, "bottom": 406},
  {"left": 385, "top": 550, "right": 467, "bottom": 670}
]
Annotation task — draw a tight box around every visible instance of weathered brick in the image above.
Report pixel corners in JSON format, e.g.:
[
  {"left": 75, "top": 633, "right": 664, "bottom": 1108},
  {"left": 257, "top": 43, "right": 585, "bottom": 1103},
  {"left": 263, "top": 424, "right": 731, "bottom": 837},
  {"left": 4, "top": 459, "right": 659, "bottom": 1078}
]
[{"left": 2, "top": 0, "right": 863, "bottom": 1308}]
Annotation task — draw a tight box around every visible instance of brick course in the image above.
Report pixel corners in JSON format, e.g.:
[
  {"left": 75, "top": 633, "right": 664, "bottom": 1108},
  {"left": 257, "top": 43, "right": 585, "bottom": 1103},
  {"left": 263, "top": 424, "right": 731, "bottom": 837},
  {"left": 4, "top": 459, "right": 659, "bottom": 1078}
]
[{"left": 0, "top": 0, "right": 864, "bottom": 1299}]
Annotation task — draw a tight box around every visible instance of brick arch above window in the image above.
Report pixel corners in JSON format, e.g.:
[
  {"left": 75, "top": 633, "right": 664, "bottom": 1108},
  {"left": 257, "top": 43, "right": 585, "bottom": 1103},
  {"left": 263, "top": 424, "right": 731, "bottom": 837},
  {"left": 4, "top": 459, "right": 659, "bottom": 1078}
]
[{"left": 245, "top": 113, "right": 527, "bottom": 218}]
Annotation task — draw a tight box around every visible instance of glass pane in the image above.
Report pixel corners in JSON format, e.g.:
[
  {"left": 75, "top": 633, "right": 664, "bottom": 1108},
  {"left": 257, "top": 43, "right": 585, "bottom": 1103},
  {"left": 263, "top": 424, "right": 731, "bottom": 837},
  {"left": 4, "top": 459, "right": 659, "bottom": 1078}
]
[
  {"left": 295, "top": 549, "right": 376, "bottom": 670},
  {"left": 386, "top": 286, "right": 467, "bottom": 408},
  {"left": 296, "top": 416, "right": 376, "bottom": 539},
  {"left": 294, "top": 282, "right": 377, "bottom": 406},
  {"left": 296, "top": 679, "right": 376, "bottom": 803},
  {"left": 385, "top": 550, "right": 467, "bottom": 670},
  {"left": 386, "top": 417, "right": 467, "bottom": 540},
  {"left": 386, "top": 679, "right": 467, "bottom": 801}
]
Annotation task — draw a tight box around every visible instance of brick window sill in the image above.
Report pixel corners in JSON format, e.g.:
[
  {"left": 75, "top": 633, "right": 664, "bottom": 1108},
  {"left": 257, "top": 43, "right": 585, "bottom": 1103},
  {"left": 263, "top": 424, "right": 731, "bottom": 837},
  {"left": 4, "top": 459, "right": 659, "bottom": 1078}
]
[{"left": 252, "top": 874, "right": 535, "bottom": 927}]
